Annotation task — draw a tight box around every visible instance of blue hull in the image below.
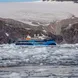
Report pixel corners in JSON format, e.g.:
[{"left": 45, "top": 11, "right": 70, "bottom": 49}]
[{"left": 15, "top": 40, "right": 56, "bottom": 45}]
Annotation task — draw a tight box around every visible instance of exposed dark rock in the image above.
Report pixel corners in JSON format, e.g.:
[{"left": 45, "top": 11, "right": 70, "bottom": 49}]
[
  {"left": 44, "top": 17, "right": 78, "bottom": 44},
  {"left": 47, "top": 32, "right": 63, "bottom": 43},
  {"left": 1, "top": 17, "right": 78, "bottom": 44},
  {"left": 61, "top": 23, "right": 78, "bottom": 43},
  {"left": 0, "top": 18, "right": 47, "bottom": 44},
  {"left": 53, "top": 17, "right": 78, "bottom": 44},
  {"left": 0, "top": 17, "right": 59, "bottom": 44},
  {"left": 55, "top": 16, "right": 78, "bottom": 35}
]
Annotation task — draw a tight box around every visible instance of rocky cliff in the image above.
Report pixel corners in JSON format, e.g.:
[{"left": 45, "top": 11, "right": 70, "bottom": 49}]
[
  {"left": 44, "top": 16, "right": 78, "bottom": 44},
  {"left": 0, "top": 17, "right": 78, "bottom": 44},
  {"left": 61, "top": 22, "right": 78, "bottom": 43},
  {"left": 56, "top": 17, "right": 78, "bottom": 44},
  {"left": 0, "top": 17, "right": 60, "bottom": 44}
]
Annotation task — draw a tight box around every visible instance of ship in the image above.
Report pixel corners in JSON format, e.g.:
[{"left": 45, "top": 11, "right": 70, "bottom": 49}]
[{"left": 15, "top": 34, "right": 56, "bottom": 45}]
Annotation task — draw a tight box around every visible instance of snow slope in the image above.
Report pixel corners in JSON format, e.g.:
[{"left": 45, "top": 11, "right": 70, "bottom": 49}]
[{"left": 0, "top": 2, "right": 78, "bottom": 24}]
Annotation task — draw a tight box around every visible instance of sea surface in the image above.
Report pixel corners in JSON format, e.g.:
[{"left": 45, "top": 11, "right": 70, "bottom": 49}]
[{"left": 0, "top": 44, "right": 78, "bottom": 78}]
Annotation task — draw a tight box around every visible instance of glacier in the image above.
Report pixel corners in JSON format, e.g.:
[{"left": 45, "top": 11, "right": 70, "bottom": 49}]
[{"left": 0, "top": 2, "right": 78, "bottom": 24}]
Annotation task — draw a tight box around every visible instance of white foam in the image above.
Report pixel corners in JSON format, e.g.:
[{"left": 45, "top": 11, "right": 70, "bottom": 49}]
[{"left": 0, "top": 44, "right": 78, "bottom": 66}]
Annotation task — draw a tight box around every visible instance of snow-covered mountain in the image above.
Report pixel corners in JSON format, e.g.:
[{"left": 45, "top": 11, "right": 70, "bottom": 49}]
[
  {"left": 0, "top": 2, "right": 78, "bottom": 44},
  {"left": 0, "top": 2, "right": 78, "bottom": 24},
  {"left": 0, "top": 16, "right": 78, "bottom": 44}
]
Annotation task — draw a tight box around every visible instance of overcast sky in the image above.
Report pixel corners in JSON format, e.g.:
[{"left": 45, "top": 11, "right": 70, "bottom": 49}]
[{"left": 0, "top": 0, "right": 39, "bottom": 2}]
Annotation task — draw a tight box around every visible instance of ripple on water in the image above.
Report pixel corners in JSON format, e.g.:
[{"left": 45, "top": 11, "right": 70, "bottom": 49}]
[{"left": 0, "top": 44, "right": 78, "bottom": 66}]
